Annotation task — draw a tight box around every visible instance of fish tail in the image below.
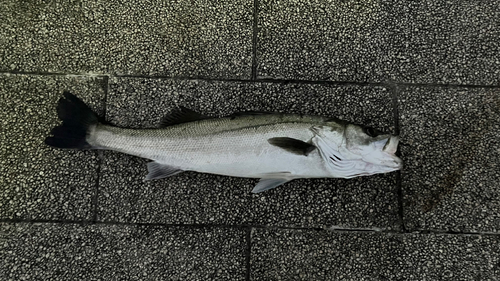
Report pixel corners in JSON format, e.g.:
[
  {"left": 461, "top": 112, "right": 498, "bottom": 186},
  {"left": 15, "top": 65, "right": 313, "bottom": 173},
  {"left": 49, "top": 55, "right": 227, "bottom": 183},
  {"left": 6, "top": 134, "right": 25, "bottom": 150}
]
[{"left": 45, "top": 91, "right": 99, "bottom": 149}]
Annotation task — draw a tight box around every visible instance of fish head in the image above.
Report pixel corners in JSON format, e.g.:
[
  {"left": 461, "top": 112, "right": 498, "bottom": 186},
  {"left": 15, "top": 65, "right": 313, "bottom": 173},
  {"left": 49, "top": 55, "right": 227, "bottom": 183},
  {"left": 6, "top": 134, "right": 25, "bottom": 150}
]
[{"left": 342, "top": 124, "right": 403, "bottom": 175}]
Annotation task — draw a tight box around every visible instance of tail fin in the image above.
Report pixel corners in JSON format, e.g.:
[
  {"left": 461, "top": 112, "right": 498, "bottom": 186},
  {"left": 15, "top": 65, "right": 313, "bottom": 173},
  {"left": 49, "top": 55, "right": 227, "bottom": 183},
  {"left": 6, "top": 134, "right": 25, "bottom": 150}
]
[{"left": 45, "top": 91, "right": 99, "bottom": 149}]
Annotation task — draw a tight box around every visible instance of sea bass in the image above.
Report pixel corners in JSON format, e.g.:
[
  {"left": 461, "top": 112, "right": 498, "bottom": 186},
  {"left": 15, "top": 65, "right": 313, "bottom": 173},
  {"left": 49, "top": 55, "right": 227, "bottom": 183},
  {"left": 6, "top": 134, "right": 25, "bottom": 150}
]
[{"left": 45, "top": 92, "right": 403, "bottom": 193}]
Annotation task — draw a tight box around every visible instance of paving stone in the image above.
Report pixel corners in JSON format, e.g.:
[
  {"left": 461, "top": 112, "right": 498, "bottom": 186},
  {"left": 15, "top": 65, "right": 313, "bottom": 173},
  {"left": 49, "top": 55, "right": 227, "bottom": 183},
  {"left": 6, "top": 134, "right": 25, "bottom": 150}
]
[
  {"left": 0, "top": 223, "right": 247, "bottom": 280},
  {"left": 0, "top": 0, "right": 253, "bottom": 78},
  {"left": 399, "top": 86, "right": 500, "bottom": 232},
  {"left": 252, "top": 175, "right": 399, "bottom": 230},
  {"left": 251, "top": 228, "right": 500, "bottom": 280},
  {"left": 0, "top": 74, "right": 105, "bottom": 220},
  {"left": 387, "top": 0, "right": 500, "bottom": 85},
  {"left": 98, "top": 77, "right": 400, "bottom": 229},
  {"left": 257, "top": 0, "right": 500, "bottom": 85},
  {"left": 257, "top": 0, "right": 391, "bottom": 82}
]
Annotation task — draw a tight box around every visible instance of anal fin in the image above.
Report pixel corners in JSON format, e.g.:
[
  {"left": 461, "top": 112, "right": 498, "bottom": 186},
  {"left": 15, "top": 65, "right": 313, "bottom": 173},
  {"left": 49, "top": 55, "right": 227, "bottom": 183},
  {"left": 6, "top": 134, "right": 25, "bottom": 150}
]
[
  {"left": 145, "top": 162, "right": 183, "bottom": 180},
  {"left": 252, "top": 178, "right": 290, "bottom": 193}
]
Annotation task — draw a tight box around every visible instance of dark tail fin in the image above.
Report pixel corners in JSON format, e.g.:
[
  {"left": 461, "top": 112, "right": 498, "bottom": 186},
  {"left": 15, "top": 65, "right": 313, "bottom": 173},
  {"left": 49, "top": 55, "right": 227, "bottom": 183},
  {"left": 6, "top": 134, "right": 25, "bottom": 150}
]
[{"left": 45, "top": 91, "right": 99, "bottom": 149}]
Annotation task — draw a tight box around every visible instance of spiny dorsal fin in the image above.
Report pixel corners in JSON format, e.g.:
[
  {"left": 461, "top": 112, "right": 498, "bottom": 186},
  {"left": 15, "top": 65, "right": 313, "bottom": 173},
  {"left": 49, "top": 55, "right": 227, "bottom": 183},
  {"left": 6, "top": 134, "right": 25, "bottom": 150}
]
[
  {"left": 160, "top": 106, "right": 208, "bottom": 127},
  {"left": 268, "top": 137, "right": 316, "bottom": 156}
]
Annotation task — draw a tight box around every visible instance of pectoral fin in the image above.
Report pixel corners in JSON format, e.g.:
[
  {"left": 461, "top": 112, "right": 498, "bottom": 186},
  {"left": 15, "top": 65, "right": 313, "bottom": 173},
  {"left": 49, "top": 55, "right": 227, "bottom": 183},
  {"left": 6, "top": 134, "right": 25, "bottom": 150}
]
[
  {"left": 252, "top": 178, "right": 290, "bottom": 193},
  {"left": 145, "top": 162, "right": 183, "bottom": 180},
  {"left": 268, "top": 137, "right": 316, "bottom": 156}
]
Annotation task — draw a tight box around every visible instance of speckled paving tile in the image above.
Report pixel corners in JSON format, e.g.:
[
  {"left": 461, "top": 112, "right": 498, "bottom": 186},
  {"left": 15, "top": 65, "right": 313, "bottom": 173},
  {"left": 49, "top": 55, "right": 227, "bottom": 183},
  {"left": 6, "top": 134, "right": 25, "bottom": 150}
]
[
  {"left": 257, "top": 0, "right": 391, "bottom": 82},
  {"left": 0, "top": 223, "right": 247, "bottom": 280},
  {"left": 0, "top": 0, "right": 253, "bottom": 78},
  {"left": 0, "top": 74, "right": 105, "bottom": 220},
  {"left": 98, "top": 77, "right": 400, "bottom": 230},
  {"left": 257, "top": 0, "right": 500, "bottom": 85},
  {"left": 399, "top": 86, "right": 500, "bottom": 232},
  {"left": 387, "top": 0, "right": 500, "bottom": 85},
  {"left": 251, "top": 229, "right": 500, "bottom": 280}
]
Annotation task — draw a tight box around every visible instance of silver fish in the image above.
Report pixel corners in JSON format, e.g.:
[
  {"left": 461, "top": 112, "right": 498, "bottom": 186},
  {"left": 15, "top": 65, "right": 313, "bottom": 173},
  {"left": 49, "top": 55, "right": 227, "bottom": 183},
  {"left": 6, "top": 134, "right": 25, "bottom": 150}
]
[{"left": 46, "top": 92, "right": 402, "bottom": 193}]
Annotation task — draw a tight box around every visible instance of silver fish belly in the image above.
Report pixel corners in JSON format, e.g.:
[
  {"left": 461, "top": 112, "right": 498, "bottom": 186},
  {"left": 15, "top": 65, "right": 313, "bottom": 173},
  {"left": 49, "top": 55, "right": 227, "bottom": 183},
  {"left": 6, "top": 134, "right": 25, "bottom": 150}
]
[{"left": 46, "top": 92, "right": 403, "bottom": 193}]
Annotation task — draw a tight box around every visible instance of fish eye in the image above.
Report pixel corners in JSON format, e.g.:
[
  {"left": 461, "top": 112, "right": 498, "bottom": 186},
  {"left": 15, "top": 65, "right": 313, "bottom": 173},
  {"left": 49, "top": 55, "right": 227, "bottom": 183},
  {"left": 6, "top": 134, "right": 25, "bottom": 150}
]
[{"left": 364, "top": 127, "right": 379, "bottom": 137}]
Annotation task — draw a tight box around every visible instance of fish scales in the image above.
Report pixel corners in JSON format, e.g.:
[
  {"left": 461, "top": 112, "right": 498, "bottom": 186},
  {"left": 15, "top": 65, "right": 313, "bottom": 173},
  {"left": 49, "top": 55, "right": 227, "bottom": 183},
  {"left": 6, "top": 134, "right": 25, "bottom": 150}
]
[{"left": 90, "top": 117, "right": 334, "bottom": 178}]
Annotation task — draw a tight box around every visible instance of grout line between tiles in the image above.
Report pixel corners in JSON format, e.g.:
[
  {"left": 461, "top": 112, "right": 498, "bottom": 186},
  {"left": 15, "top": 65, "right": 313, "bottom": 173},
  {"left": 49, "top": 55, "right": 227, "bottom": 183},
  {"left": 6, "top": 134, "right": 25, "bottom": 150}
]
[
  {"left": 245, "top": 227, "right": 252, "bottom": 281},
  {"left": 251, "top": 0, "right": 259, "bottom": 81},
  {"left": 1, "top": 71, "right": 499, "bottom": 89},
  {"left": 1, "top": 219, "right": 498, "bottom": 236},
  {"left": 389, "top": 83, "right": 408, "bottom": 233},
  {"left": 91, "top": 76, "right": 110, "bottom": 222}
]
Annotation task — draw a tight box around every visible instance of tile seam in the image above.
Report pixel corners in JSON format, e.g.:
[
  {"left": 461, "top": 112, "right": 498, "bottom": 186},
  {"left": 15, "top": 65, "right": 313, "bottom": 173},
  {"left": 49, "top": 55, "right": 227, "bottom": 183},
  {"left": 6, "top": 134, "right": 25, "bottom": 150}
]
[{"left": 1, "top": 71, "right": 499, "bottom": 88}]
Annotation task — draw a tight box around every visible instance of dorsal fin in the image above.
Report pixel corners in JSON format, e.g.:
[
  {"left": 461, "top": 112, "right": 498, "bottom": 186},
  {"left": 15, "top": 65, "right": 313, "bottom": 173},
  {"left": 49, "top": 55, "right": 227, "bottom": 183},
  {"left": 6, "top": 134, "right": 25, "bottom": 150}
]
[
  {"left": 268, "top": 137, "right": 316, "bottom": 156},
  {"left": 160, "top": 106, "right": 209, "bottom": 127}
]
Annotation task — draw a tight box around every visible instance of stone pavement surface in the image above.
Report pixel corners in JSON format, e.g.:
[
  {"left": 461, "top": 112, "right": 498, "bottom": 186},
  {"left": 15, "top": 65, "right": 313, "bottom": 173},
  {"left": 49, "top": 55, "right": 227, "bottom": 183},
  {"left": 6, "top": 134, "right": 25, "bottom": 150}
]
[{"left": 1, "top": 0, "right": 499, "bottom": 280}]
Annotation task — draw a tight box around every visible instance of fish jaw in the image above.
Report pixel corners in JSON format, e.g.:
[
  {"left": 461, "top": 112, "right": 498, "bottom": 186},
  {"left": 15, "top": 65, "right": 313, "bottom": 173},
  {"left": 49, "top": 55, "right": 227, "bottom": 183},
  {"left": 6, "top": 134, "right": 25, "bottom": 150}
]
[{"left": 383, "top": 135, "right": 400, "bottom": 155}]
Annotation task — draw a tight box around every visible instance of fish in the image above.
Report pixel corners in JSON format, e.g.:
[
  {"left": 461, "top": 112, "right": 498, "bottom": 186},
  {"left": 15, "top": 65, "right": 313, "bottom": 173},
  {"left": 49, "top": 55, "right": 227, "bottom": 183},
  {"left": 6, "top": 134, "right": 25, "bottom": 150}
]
[{"left": 45, "top": 92, "right": 403, "bottom": 193}]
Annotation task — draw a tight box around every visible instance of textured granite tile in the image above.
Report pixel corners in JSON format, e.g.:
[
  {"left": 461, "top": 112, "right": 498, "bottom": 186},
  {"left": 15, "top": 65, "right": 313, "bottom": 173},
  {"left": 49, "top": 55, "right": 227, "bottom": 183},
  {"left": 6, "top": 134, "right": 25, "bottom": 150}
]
[
  {"left": 0, "top": 223, "right": 246, "bottom": 280},
  {"left": 99, "top": 78, "right": 400, "bottom": 230},
  {"left": 251, "top": 175, "right": 399, "bottom": 230},
  {"left": 0, "top": 0, "right": 253, "bottom": 78},
  {"left": 0, "top": 0, "right": 108, "bottom": 74},
  {"left": 98, "top": 151, "right": 254, "bottom": 224},
  {"left": 257, "top": 0, "right": 391, "bottom": 82},
  {"left": 387, "top": 0, "right": 500, "bottom": 85},
  {"left": 0, "top": 74, "right": 105, "bottom": 220},
  {"left": 399, "top": 86, "right": 500, "bottom": 232},
  {"left": 251, "top": 228, "right": 500, "bottom": 280},
  {"left": 257, "top": 0, "right": 500, "bottom": 85}
]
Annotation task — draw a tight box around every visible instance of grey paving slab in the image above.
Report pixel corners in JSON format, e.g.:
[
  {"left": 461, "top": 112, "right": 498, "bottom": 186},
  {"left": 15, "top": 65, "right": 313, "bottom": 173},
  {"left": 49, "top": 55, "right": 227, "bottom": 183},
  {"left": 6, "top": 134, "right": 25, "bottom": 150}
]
[
  {"left": 0, "top": 0, "right": 253, "bottom": 78},
  {"left": 252, "top": 175, "right": 399, "bottom": 230},
  {"left": 387, "top": 0, "right": 500, "bottom": 85},
  {"left": 399, "top": 87, "right": 500, "bottom": 232},
  {"left": 0, "top": 223, "right": 246, "bottom": 280},
  {"left": 99, "top": 152, "right": 254, "bottom": 224},
  {"left": 0, "top": 74, "right": 105, "bottom": 220},
  {"left": 257, "top": 0, "right": 391, "bottom": 82},
  {"left": 257, "top": 0, "right": 500, "bottom": 85},
  {"left": 251, "top": 228, "right": 500, "bottom": 280},
  {"left": 98, "top": 77, "right": 400, "bottom": 229}
]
